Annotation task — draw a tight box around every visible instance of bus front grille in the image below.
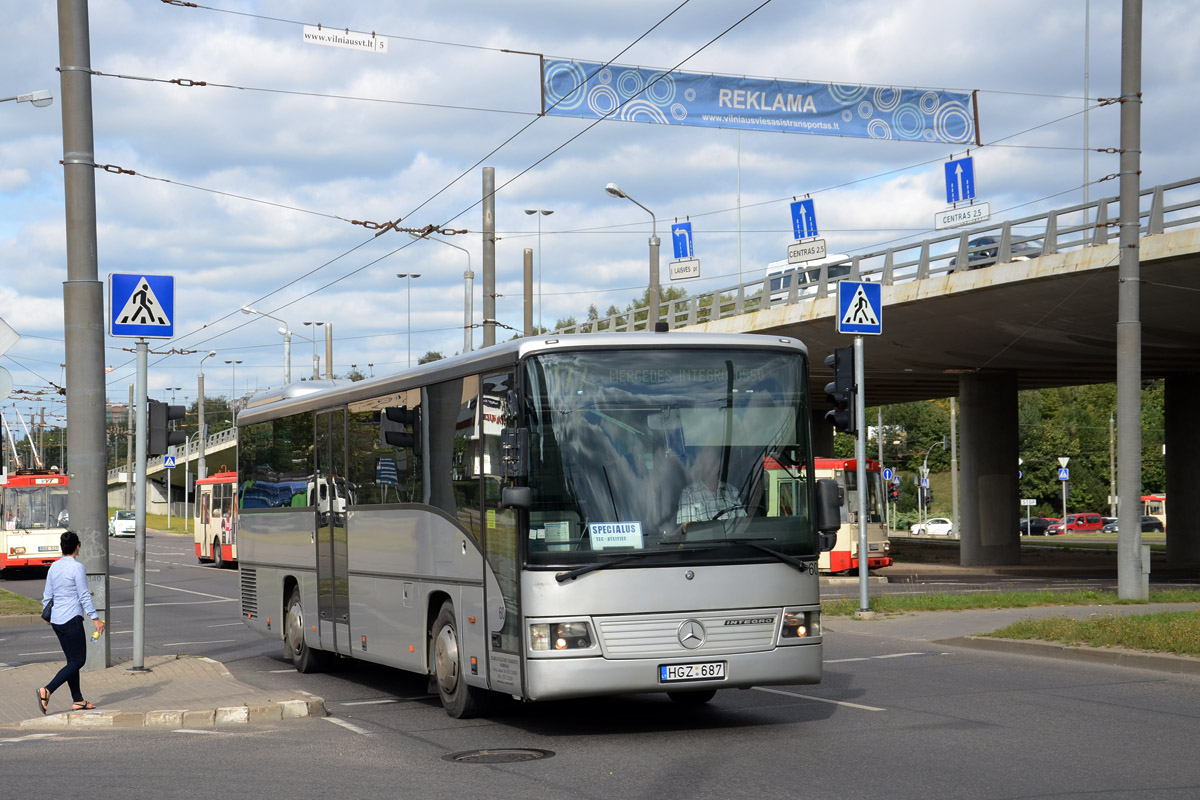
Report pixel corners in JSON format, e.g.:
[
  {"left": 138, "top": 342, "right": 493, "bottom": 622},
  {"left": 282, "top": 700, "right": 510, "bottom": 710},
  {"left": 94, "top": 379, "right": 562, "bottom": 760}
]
[
  {"left": 240, "top": 568, "right": 258, "bottom": 619},
  {"left": 596, "top": 609, "right": 779, "bottom": 657}
]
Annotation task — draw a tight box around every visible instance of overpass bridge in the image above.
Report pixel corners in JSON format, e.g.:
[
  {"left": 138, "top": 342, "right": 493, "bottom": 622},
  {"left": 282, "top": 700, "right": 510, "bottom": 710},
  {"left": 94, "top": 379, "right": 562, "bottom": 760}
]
[
  {"left": 105, "top": 426, "right": 237, "bottom": 514},
  {"left": 558, "top": 176, "right": 1200, "bottom": 566}
]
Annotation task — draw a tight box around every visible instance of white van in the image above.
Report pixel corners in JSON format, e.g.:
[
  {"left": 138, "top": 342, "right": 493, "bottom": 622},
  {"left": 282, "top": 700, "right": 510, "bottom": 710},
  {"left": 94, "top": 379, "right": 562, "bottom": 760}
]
[{"left": 764, "top": 253, "right": 851, "bottom": 304}]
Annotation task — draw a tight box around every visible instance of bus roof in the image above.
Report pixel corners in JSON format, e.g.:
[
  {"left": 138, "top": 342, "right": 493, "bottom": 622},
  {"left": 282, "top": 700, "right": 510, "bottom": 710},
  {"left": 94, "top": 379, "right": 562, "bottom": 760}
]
[
  {"left": 195, "top": 470, "right": 237, "bottom": 485},
  {"left": 238, "top": 331, "right": 810, "bottom": 426}
]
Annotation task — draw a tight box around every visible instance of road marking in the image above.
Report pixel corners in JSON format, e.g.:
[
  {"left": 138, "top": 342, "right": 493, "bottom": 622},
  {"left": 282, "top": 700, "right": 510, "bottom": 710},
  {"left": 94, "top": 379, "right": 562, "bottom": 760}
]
[
  {"left": 160, "top": 639, "right": 237, "bottom": 647},
  {"left": 323, "top": 717, "right": 373, "bottom": 736},
  {"left": 825, "top": 652, "right": 926, "bottom": 664},
  {"left": 341, "top": 699, "right": 399, "bottom": 706},
  {"left": 208, "top": 622, "right": 245, "bottom": 628},
  {"left": 872, "top": 652, "right": 925, "bottom": 659},
  {"left": 174, "top": 729, "right": 223, "bottom": 735},
  {"left": 110, "top": 575, "right": 235, "bottom": 601},
  {"left": 267, "top": 669, "right": 295, "bottom": 673},
  {"left": 753, "top": 686, "right": 886, "bottom": 712},
  {"left": 1, "top": 734, "right": 58, "bottom": 745}
]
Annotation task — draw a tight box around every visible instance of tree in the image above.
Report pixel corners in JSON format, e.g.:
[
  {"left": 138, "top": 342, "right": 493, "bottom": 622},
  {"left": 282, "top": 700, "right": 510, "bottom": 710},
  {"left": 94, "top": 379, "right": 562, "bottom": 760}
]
[{"left": 418, "top": 351, "right": 445, "bottom": 365}]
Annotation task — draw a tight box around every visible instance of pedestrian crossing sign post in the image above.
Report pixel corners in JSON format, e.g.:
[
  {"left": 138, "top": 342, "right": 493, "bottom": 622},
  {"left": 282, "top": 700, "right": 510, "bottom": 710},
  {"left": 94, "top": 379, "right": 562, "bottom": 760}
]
[
  {"left": 109, "top": 273, "right": 175, "bottom": 339},
  {"left": 836, "top": 280, "right": 883, "bottom": 335}
]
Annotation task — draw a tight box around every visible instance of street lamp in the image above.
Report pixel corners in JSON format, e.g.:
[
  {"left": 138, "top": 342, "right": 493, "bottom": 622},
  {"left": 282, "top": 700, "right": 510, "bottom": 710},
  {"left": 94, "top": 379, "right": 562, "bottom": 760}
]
[
  {"left": 524, "top": 209, "right": 554, "bottom": 333},
  {"left": 225, "top": 360, "right": 243, "bottom": 423},
  {"left": 0, "top": 89, "right": 53, "bottom": 108},
  {"left": 241, "top": 306, "right": 293, "bottom": 385},
  {"left": 397, "top": 274, "right": 422, "bottom": 368},
  {"left": 198, "top": 350, "right": 216, "bottom": 481},
  {"left": 409, "top": 233, "right": 474, "bottom": 352},
  {"left": 302, "top": 322, "right": 324, "bottom": 379},
  {"left": 605, "top": 183, "right": 661, "bottom": 329}
]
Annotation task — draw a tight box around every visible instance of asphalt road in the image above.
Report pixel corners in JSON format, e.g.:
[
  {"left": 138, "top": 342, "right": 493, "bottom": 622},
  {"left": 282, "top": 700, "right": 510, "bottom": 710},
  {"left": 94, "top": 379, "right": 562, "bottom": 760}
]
[{"left": 4, "top": 533, "right": 1200, "bottom": 799}]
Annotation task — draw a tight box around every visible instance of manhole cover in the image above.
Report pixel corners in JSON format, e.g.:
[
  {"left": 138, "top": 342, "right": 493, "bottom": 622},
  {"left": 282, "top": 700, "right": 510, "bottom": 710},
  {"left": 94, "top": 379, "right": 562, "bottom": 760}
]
[{"left": 442, "top": 748, "right": 555, "bottom": 764}]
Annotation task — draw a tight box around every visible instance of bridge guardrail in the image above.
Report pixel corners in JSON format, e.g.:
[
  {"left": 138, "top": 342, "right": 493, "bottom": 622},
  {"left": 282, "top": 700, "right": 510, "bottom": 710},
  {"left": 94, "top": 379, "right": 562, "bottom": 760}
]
[
  {"left": 105, "top": 425, "right": 237, "bottom": 483},
  {"left": 557, "top": 176, "right": 1200, "bottom": 334}
]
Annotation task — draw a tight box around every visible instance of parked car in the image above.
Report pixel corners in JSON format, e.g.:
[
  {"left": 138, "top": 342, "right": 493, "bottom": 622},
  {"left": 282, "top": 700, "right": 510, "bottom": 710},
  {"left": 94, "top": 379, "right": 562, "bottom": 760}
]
[
  {"left": 109, "top": 509, "right": 136, "bottom": 537},
  {"left": 1019, "top": 517, "right": 1054, "bottom": 536},
  {"left": 1045, "top": 512, "right": 1104, "bottom": 535},
  {"left": 911, "top": 517, "right": 954, "bottom": 536},
  {"left": 1100, "top": 515, "right": 1165, "bottom": 533},
  {"left": 949, "top": 236, "right": 1042, "bottom": 270}
]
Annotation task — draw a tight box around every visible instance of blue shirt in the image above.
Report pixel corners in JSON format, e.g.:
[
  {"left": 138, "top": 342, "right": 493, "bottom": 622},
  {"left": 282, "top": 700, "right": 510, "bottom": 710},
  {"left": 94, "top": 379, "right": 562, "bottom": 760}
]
[{"left": 41, "top": 555, "right": 98, "bottom": 624}]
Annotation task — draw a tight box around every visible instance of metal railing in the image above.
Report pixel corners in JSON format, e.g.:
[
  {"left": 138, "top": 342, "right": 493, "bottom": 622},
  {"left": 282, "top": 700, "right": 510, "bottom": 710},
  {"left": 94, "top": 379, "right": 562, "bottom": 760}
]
[
  {"left": 105, "top": 425, "right": 237, "bottom": 483},
  {"left": 556, "top": 176, "right": 1200, "bottom": 334}
]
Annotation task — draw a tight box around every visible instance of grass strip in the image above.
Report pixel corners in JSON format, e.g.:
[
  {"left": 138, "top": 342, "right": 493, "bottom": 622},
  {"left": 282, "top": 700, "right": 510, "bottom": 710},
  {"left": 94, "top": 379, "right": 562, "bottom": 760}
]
[
  {"left": 0, "top": 588, "right": 45, "bottom": 616},
  {"left": 822, "top": 588, "right": 1200, "bottom": 616},
  {"left": 983, "top": 611, "right": 1200, "bottom": 657}
]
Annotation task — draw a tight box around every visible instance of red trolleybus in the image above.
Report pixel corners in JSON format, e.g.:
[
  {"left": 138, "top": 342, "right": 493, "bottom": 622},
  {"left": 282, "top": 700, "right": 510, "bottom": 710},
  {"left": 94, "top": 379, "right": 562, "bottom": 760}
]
[
  {"left": 1141, "top": 494, "right": 1166, "bottom": 528},
  {"left": 195, "top": 470, "right": 238, "bottom": 568},
  {"left": 0, "top": 468, "right": 69, "bottom": 571},
  {"left": 808, "top": 458, "right": 891, "bottom": 573}
]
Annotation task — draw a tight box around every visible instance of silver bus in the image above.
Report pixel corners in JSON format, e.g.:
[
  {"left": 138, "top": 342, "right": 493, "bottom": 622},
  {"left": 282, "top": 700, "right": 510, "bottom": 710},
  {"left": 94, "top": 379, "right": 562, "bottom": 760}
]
[{"left": 236, "top": 332, "right": 839, "bottom": 717}]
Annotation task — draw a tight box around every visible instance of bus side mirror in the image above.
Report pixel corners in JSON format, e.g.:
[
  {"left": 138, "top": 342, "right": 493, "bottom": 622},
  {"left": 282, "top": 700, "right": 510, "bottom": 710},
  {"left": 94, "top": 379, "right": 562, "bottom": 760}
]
[
  {"left": 502, "top": 486, "right": 531, "bottom": 510},
  {"left": 815, "top": 478, "right": 840, "bottom": 543}
]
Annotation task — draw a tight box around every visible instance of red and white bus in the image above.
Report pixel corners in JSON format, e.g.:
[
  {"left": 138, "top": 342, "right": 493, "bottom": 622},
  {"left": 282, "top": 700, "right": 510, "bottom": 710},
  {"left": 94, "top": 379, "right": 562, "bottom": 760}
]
[
  {"left": 766, "top": 457, "right": 892, "bottom": 573},
  {"left": 0, "top": 468, "right": 69, "bottom": 571},
  {"left": 194, "top": 470, "right": 238, "bottom": 568},
  {"left": 1142, "top": 494, "right": 1166, "bottom": 528}
]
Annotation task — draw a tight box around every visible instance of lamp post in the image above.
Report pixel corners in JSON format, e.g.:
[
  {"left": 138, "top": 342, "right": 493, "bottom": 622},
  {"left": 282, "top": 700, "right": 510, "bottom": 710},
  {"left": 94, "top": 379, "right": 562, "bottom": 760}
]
[
  {"left": 605, "top": 183, "right": 660, "bottom": 329},
  {"left": 198, "top": 350, "right": 216, "bottom": 481},
  {"left": 396, "top": 273, "right": 421, "bottom": 367},
  {"left": 225, "top": 360, "right": 242, "bottom": 423},
  {"left": 0, "top": 89, "right": 53, "bottom": 108},
  {"left": 241, "top": 306, "right": 293, "bottom": 385},
  {"left": 524, "top": 209, "right": 554, "bottom": 333},
  {"left": 409, "top": 233, "right": 474, "bottom": 352},
  {"left": 302, "top": 322, "right": 324, "bottom": 379}
]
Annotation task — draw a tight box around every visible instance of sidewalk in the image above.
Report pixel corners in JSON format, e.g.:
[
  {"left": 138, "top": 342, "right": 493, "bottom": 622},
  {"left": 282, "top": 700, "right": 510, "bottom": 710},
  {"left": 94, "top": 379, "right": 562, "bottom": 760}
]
[{"left": 0, "top": 654, "right": 326, "bottom": 731}]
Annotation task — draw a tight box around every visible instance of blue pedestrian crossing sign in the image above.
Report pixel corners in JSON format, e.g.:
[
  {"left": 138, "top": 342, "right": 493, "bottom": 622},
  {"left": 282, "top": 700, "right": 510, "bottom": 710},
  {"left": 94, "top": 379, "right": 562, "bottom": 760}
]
[
  {"left": 790, "top": 199, "right": 818, "bottom": 240},
  {"left": 670, "top": 222, "right": 694, "bottom": 259},
  {"left": 836, "top": 280, "right": 883, "bottom": 335},
  {"left": 1058, "top": 467, "right": 1069, "bottom": 481},
  {"left": 109, "top": 273, "right": 175, "bottom": 339},
  {"left": 164, "top": 456, "right": 176, "bottom": 468},
  {"left": 944, "top": 156, "right": 977, "bottom": 203}
]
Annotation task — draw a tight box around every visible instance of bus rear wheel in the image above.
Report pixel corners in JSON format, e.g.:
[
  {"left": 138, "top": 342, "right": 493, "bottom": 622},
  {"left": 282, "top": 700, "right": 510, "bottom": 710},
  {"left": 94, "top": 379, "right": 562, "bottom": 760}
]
[
  {"left": 431, "top": 600, "right": 490, "bottom": 719},
  {"left": 285, "top": 587, "right": 331, "bottom": 674}
]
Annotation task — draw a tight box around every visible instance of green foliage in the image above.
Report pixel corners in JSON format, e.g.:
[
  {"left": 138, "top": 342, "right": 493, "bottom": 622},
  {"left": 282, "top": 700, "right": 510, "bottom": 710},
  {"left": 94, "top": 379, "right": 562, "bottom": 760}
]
[
  {"left": 418, "top": 351, "right": 445, "bottom": 365},
  {"left": 984, "top": 609, "right": 1200, "bottom": 656},
  {"left": 823, "top": 589, "right": 1200, "bottom": 620}
]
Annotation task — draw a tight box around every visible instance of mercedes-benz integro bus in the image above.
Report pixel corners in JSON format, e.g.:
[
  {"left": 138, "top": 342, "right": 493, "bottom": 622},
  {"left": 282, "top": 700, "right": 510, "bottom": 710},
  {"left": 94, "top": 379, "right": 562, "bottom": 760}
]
[{"left": 236, "top": 332, "right": 839, "bottom": 717}]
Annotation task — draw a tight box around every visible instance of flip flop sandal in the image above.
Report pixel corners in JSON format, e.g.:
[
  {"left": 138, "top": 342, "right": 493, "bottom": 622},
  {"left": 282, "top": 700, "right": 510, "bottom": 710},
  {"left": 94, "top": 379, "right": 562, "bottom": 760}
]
[
  {"left": 37, "top": 688, "right": 50, "bottom": 715},
  {"left": 71, "top": 701, "right": 97, "bottom": 711}
]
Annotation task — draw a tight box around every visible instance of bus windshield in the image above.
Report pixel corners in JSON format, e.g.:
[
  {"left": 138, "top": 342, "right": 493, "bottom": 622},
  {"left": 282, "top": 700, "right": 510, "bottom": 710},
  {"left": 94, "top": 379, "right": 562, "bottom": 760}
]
[
  {"left": 3, "top": 486, "right": 69, "bottom": 530},
  {"left": 522, "top": 348, "right": 814, "bottom": 567}
]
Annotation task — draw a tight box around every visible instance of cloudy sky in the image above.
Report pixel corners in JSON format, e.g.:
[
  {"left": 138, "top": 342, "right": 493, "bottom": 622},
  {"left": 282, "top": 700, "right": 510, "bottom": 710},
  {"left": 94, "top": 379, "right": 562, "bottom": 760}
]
[{"left": 2, "top": 0, "right": 1196, "bottom": 433}]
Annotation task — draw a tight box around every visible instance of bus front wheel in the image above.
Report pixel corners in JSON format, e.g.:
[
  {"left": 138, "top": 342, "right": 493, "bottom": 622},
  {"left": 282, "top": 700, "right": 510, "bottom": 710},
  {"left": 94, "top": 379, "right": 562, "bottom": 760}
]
[
  {"left": 285, "top": 588, "right": 331, "bottom": 674},
  {"left": 212, "top": 539, "right": 224, "bottom": 569},
  {"left": 431, "top": 600, "right": 489, "bottom": 719}
]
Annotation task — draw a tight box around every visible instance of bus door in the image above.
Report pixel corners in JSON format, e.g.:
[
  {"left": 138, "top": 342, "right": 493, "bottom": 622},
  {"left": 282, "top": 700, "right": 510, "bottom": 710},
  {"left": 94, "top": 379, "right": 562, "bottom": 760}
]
[
  {"left": 315, "top": 408, "right": 351, "bottom": 656},
  {"left": 481, "top": 372, "right": 522, "bottom": 695}
]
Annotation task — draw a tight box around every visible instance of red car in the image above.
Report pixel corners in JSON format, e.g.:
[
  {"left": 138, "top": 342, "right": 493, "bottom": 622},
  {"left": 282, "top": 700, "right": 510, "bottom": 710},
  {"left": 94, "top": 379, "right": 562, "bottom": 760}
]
[{"left": 1046, "top": 513, "right": 1104, "bottom": 535}]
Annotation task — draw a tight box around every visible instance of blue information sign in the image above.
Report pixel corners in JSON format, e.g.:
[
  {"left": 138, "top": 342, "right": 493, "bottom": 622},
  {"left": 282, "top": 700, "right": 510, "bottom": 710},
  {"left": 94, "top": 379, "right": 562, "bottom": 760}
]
[
  {"left": 671, "top": 222, "right": 694, "bottom": 259},
  {"left": 944, "top": 156, "right": 976, "bottom": 203},
  {"left": 836, "top": 280, "right": 883, "bottom": 335},
  {"left": 790, "top": 199, "right": 818, "bottom": 240},
  {"left": 109, "top": 274, "right": 176, "bottom": 339}
]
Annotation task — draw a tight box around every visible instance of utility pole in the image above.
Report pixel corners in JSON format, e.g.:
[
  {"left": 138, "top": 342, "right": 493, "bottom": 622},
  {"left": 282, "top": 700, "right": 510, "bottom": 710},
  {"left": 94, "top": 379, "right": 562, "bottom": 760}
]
[
  {"left": 482, "top": 167, "right": 496, "bottom": 347},
  {"left": 58, "top": 0, "right": 110, "bottom": 670},
  {"left": 125, "top": 384, "right": 133, "bottom": 509}
]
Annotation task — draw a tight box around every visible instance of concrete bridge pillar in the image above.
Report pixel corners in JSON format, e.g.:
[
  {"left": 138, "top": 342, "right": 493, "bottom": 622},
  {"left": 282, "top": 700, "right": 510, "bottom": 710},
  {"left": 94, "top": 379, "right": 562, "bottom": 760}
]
[
  {"left": 959, "top": 373, "right": 1020, "bottom": 566},
  {"left": 1165, "top": 374, "right": 1200, "bottom": 563}
]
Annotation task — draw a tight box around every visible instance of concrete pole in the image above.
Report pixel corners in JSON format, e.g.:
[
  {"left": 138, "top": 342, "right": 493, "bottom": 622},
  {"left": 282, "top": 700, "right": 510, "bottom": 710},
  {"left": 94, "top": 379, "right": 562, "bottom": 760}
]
[
  {"left": 283, "top": 331, "right": 291, "bottom": 385},
  {"left": 648, "top": 230, "right": 661, "bottom": 329},
  {"left": 1115, "top": 0, "right": 1144, "bottom": 600},
  {"left": 482, "top": 167, "right": 496, "bottom": 348},
  {"left": 125, "top": 384, "right": 133, "bottom": 509},
  {"left": 197, "top": 370, "right": 207, "bottom": 481},
  {"left": 464, "top": 265, "right": 474, "bottom": 352},
  {"left": 950, "top": 397, "right": 960, "bottom": 539},
  {"left": 524, "top": 248, "right": 534, "bottom": 336},
  {"left": 57, "top": 0, "right": 109, "bottom": 670},
  {"left": 853, "top": 336, "right": 869, "bottom": 613},
  {"left": 877, "top": 407, "right": 887, "bottom": 533},
  {"left": 133, "top": 341, "right": 147, "bottom": 670},
  {"left": 324, "top": 323, "right": 333, "bottom": 380}
]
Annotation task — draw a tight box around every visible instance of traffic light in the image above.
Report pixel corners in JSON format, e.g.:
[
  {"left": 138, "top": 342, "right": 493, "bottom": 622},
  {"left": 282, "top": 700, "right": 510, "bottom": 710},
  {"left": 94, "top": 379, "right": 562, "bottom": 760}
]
[
  {"left": 923, "top": 488, "right": 934, "bottom": 506},
  {"left": 889, "top": 485, "right": 900, "bottom": 502},
  {"left": 823, "top": 346, "right": 856, "bottom": 435},
  {"left": 148, "top": 399, "right": 186, "bottom": 456}
]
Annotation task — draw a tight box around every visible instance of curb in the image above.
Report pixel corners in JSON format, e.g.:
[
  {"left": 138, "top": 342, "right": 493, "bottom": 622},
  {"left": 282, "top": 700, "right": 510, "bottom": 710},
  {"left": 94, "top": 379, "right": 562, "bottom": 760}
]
[
  {"left": 14, "top": 696, "right": 328, "bottom": 731},
  {"left": 0, "top": 615, "right": 43, "bottom": 629},
  {"left": 937, "top": 635, "right": 1200, "bottom": 676}
]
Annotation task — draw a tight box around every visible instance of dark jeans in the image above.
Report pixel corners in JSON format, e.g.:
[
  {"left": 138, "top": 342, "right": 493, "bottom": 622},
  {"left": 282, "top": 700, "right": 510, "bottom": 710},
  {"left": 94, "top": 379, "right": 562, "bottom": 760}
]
[{"left": 47, "top": 615, "right": 87, "bottom": 702}]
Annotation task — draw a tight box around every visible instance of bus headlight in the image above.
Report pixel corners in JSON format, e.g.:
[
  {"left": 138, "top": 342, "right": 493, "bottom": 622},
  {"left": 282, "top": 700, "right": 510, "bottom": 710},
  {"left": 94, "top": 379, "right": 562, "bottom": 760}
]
[
  {"left": 780, "top": 609, "right": 820, "bottom": 641},
  {"left": 530, "top": 621, "right": 594, "bottom": 651}
]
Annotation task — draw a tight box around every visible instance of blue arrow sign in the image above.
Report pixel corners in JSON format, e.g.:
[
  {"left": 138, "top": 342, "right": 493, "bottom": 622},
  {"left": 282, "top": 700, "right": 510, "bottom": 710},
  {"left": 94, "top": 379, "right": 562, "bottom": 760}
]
[
  {"left": 836, "top": 280, "right": 883, "bottom": 335},
  {"left": 1058, "top": 467, "right": 1070, "bottom": 481},
  {"left": 944, "top": 156, "right": 976, "bottom": 203},
  {"left": 882, "top": 467, "right": 893, "bottom": 481},
  {"left": 790, "top": 199, "right": 818, "bottom": 239},
  {"left": 109, "top": 274, "right": 175, "bottom": 339},
  {"left": 670, "top": 222, "right": 694, "bottom": 259}
]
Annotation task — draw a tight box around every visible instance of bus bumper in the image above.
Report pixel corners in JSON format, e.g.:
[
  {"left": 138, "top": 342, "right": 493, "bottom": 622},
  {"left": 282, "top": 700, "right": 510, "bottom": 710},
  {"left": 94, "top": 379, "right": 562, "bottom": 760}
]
[
  {"left": 522, "top": 641, "right": 823, "bottom": 702},
  {"left": 1, "top": 553, "right": 60, "bottom": 569}
]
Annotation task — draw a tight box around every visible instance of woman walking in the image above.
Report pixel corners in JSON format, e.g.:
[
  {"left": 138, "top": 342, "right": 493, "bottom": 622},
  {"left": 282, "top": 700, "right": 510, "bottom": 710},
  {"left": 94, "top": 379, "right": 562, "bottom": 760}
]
[{"left": 37, "top": 530, "right": 105, "bottom": 714}]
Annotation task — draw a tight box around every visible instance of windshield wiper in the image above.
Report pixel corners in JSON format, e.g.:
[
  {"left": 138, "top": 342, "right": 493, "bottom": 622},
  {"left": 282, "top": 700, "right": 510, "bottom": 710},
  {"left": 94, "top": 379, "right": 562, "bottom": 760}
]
[
  {"left": 555, "top": 554, "right": 648, "bottom": 583},
  {"left": 676, "top": 538, "right": 813, "bottom": 574}
]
